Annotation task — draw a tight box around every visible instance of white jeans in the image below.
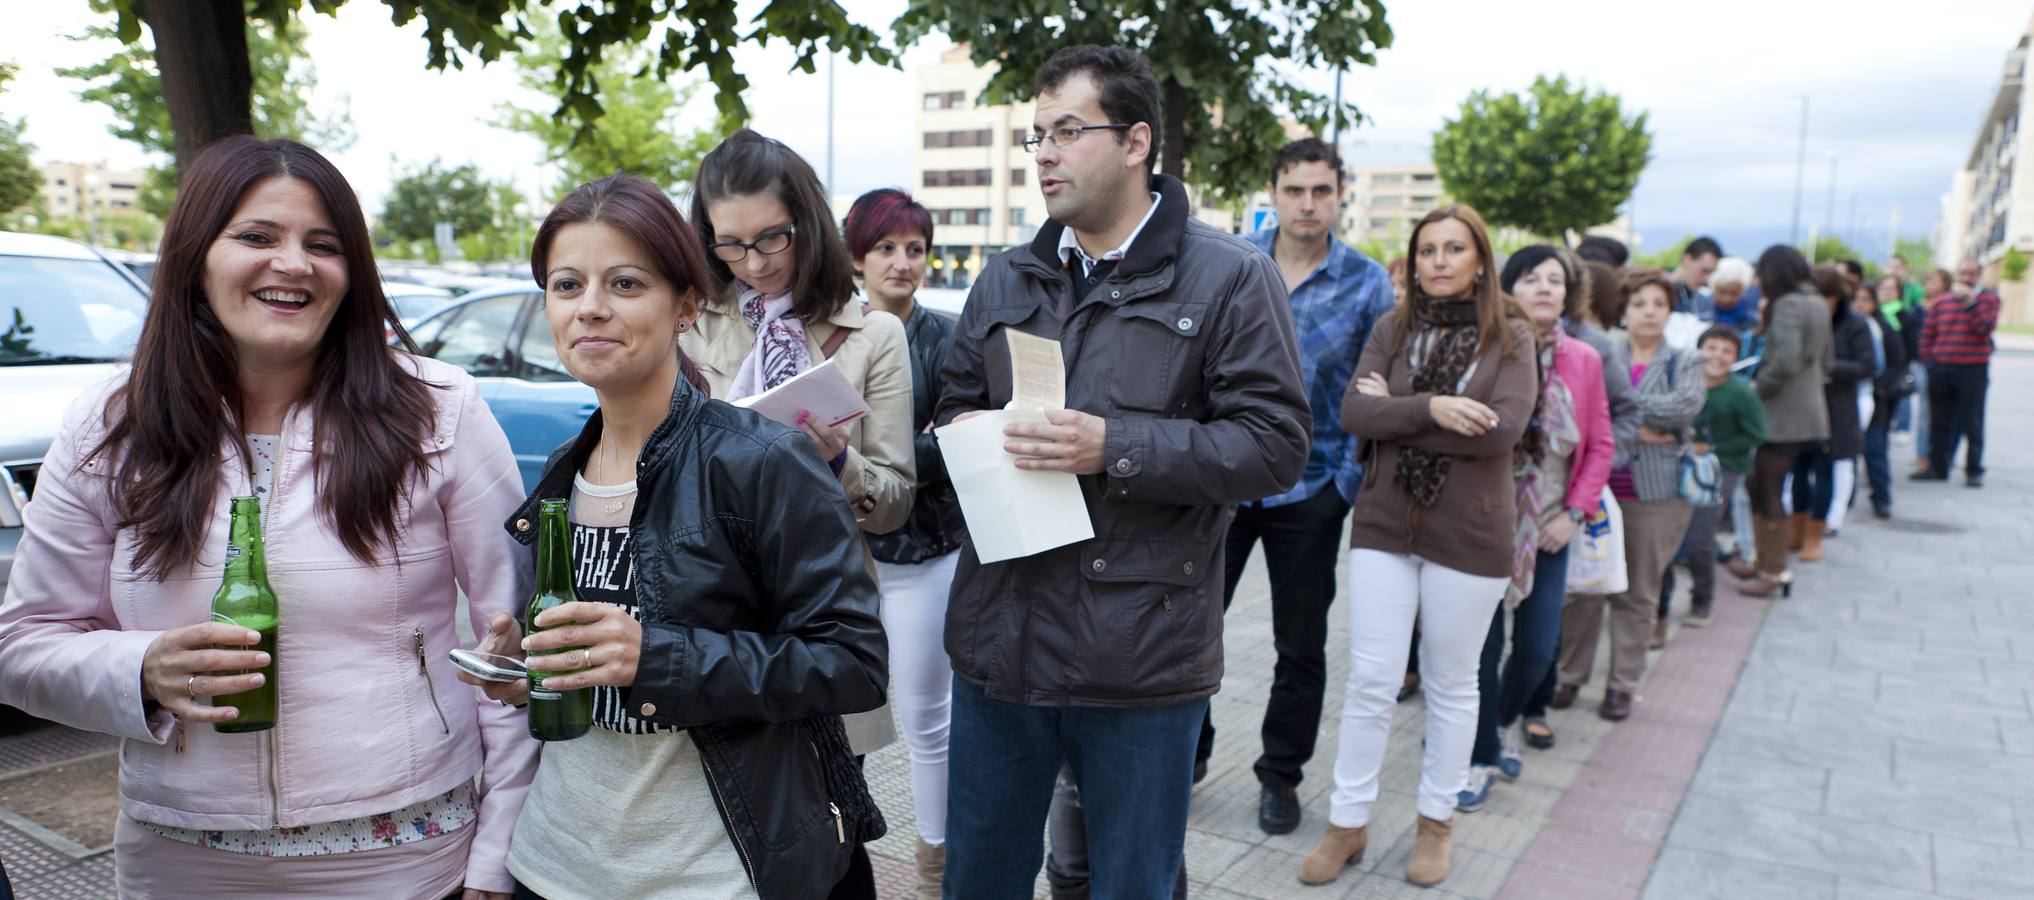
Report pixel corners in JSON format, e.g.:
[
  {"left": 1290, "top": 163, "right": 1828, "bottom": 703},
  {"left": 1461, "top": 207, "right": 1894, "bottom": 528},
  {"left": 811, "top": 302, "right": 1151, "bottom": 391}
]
[
  {"left": 874, "top": 549, "right": 960, "bottom": 845},
  {"left": 1328, "top": 550, "right": 1508, "bottom": 826},
  {"left": 1826, "top": 458, "right": 1856, "bottom": 532}
]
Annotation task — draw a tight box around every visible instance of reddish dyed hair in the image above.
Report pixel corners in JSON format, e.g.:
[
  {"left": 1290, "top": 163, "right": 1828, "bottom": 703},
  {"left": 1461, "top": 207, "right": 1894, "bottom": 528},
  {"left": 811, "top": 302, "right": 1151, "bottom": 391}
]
[
  {"left": 531, "top": 172, "right": 715, "bottom": 394},
  {"left": 843, "top": 188, "right": 934, "bottom": 261}
]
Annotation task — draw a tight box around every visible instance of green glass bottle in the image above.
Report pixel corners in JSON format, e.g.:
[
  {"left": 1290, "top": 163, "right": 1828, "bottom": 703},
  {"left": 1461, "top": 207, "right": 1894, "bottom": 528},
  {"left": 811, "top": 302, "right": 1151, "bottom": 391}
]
[
  {"left": 212, "top": 495, "right": 277, "bottom": 733},
  {"left": 526, "top": 499, "right": 592, "bottom": 742}
]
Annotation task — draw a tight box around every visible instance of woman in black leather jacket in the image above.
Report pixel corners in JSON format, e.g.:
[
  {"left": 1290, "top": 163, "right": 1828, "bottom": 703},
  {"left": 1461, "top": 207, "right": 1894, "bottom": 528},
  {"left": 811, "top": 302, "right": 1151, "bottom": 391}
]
[
  {"left": 841, "top": 188, "right": 965, "bottom": 898},
  {"left": 459, "top": 173, "right": 889, "bottom": 900}
]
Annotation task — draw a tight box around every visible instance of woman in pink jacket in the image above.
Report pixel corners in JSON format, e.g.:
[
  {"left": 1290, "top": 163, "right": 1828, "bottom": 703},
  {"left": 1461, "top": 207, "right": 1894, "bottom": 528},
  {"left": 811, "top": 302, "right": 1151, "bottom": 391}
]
[
  {"left": 0, "top": 137, "right": 537, "bottom": 898},
  {"left": 1460, "top": 245, "right": 1615, "bottom": 809}
]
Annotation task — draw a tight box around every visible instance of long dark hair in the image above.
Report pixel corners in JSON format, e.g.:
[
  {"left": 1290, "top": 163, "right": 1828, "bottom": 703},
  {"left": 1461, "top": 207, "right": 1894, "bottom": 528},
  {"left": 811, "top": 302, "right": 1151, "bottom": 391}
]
[
  {"left": 1394, "top": 204, "right": 1524, "bottom": 355},
  {"left": 86, "top": 136, "right": 435, "bottom": 579},
  {"left": 532, "top": 172, "right": 714, "bottom": 395},
  {"left": 690, "top": 129, "right": 856, "bottom": 322},
  {"left": 1754, "top": 244, "right": 1813, "bottom": 335}
]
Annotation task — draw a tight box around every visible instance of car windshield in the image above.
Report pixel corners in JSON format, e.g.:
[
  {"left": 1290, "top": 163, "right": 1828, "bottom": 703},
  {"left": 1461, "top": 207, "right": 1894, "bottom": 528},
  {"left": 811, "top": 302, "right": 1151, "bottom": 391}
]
[
  {"left": 387, "top": 292, "right": 446, "bottom": 321},
  {"left": 0, "top": 255, "right": 148, "bottom": 365}
]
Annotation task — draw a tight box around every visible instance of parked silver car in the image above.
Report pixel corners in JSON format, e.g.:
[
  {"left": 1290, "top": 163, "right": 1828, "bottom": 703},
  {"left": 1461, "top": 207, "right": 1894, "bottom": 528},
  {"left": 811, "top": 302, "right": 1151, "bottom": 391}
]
[{"left": 0, "top": 232, "right": 150, "bottom": 591}]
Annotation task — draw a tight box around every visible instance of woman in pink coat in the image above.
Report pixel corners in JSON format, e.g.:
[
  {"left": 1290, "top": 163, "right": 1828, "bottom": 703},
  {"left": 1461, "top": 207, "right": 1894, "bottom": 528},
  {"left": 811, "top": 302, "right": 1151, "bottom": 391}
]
[
  {"left": 0, "top": 137, "right": 536, "bottom": 898},
  {"left": 1460, "top": 245, "right": 1615, "bottom": 810}
]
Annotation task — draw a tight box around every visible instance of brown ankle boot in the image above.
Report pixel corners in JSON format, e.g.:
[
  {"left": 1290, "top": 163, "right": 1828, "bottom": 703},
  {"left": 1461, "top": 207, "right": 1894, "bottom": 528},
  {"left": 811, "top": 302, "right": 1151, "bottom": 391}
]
[
  {"left": 1739, "top": 516, "right": 1793, "bottom": 598},
  {"left": 1799, "top": 520, "right": 1826, "bottom": 562},
  {"left": 914, "top": 839, "right": 944, "bottom": 900},
  {"left": 1650, "top": 615, "right": 1669, "bottom": 649},
  {"left": 1406, "top": 815, "right": 1453, "bottom": 886},
  {"left": 1298, "top": 823, "right": 1367, "bottom": 885},
  {"left": 1787, "top": 513, "right": 1808, "bottom": 552}
]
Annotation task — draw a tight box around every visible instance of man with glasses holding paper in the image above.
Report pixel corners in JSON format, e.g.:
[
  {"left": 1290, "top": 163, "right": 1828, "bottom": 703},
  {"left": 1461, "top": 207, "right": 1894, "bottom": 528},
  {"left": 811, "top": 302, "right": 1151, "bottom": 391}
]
[{"left": 933, "top": 44, "right": 1308, "bottom": 898}]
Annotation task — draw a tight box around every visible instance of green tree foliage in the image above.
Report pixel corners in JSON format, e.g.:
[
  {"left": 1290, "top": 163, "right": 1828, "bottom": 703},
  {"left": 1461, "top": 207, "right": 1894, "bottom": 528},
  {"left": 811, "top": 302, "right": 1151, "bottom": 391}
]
[
  {"left": 1432, "top": 75, "right": 1651, "bottom": 243},
  {"left": 495, "top": 20, "right": 719, "bottom": 194},
  {"left": 59, "top": 1, "right": 354, "bottom": 218},
  {"left": 1809, "top": 235, "right": 1862, "bottom": 265},
  {"left": 98, "top": 0, "right": 891, "bottom": 168},
  {"left": 892, "top": 0, "right": 1393, "bottom": 205},
  {"left": 2003, "top": 247, "right": 2028, "bottom": 283},
  {"left": 0, "top": 62, "right": 44, "bottom": 222},
  {"left": 381, "top": 159, "right": 502, "bottom": 244},
  {"left": 1892, "top": 235, "right": 1934, "bottom": 269}
]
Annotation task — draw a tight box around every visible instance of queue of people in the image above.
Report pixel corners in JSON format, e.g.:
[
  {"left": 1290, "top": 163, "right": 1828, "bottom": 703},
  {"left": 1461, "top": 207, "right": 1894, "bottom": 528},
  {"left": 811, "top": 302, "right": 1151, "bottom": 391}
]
[{"left": 0, "top": 38, "right": 2005, "bottom": 900}]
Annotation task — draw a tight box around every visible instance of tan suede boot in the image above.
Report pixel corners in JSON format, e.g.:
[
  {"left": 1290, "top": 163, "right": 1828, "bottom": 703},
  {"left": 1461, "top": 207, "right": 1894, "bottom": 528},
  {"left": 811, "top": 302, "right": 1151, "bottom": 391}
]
[
  {"left": 1787, "top": 513, "right": 1808, "bottom": 552},
  {"left": 1799, "top": 519, "right": 1826, "bottom": 562},
  {"left": 1406, "top": 815, "right": 1453, "bottom": 886},
  {"left": 1298, "top": 823, "right": 1367, "bottom": 885},
  {"left": 914, "top": 839, "right": 945, "bottom": 900},
  {"left": 1739, "top": 516, "right": 1793, "bottom": 598}
]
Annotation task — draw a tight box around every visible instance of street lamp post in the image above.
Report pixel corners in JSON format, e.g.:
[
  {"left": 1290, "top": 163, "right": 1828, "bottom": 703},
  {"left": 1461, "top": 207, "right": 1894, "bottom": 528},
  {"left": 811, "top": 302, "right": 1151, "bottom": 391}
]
[
  {"left": 1824, "top": 155, "right": 1839, "bottom": 250},
  {"left": 1791, "top": 95, "right": 1809, "bottom": 247}
]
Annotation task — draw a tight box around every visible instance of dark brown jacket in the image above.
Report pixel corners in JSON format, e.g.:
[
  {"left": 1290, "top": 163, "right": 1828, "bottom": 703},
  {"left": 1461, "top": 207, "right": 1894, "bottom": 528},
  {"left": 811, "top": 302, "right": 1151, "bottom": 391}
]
[
  {"left": 1342, "top": 312, "right": 1539, "bottom": 578},
  {"left": 934, "top": 174, "right": 1310, "bottom": 707}
]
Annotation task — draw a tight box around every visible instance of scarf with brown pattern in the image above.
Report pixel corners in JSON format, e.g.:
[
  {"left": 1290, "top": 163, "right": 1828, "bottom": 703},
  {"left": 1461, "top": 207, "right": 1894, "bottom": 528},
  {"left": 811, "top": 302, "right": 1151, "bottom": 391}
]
[{"left": 1395, "top": 298, "right": 1482, "bottom": 508}]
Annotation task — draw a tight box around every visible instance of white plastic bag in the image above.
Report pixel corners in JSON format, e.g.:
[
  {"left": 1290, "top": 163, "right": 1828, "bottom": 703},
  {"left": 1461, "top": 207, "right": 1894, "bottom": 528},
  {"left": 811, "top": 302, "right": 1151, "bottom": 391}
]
[{"left": 1565, "top": 487, "right": 1628, "bottom": 594}]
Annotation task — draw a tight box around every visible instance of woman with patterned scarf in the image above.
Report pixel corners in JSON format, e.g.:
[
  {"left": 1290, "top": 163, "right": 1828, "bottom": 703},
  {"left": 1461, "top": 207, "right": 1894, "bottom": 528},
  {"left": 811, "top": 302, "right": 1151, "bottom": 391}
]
[
  {"left": 1458, "top": 246, "right": 1615, "bottom": 813},
  {"left": 681, "top": 129, "right": 914, "bottom": 900},
  {"left": 1300, "top": 206, "right": 1538, "bottom": 889}
]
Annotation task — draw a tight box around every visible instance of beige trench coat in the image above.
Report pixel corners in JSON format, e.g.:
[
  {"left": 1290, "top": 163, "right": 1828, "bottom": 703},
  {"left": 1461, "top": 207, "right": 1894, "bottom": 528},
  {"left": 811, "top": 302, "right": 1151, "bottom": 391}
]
[{"left": 681, "top": 291, "right": 913, "bottom": 754}]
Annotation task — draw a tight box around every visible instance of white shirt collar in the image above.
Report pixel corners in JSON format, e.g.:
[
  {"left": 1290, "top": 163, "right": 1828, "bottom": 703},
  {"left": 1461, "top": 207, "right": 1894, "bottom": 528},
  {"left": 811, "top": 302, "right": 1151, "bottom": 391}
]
[{"left": 1057, "top": 191, "right": 1162, "bottom": 273}]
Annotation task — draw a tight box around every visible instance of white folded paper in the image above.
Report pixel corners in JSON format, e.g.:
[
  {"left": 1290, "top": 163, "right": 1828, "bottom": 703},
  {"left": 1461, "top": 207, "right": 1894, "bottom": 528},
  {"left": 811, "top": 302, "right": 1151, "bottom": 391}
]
[
  {"left": 935, "top": 409, "right": 1095, "bottom": 563},
  {"left": 732, "top": 359, "right": 872, "bottom": 427}
]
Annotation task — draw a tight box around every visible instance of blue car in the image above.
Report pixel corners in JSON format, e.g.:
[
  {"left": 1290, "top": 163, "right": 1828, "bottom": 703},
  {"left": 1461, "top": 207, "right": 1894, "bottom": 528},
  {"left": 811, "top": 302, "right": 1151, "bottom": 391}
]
[{"left": 406, "top": 285, "right": 596, "bottom": 490}]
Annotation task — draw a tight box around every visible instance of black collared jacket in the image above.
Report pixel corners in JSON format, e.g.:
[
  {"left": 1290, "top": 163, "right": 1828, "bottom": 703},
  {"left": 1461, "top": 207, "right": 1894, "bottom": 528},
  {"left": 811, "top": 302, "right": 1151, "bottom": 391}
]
[
  {"left": 503, "top": 375, "right": 888, "bottom": 898},
  {"left": 867, "top": 302, "right": 966, "bottom": 565}
]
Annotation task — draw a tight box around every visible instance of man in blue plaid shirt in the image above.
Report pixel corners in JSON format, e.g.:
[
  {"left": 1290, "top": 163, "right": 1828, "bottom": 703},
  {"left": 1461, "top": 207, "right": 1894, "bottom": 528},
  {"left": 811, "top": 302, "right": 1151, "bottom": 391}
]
[{"left": 1194, "top": 138, "right": 1396, "bottom": 836}]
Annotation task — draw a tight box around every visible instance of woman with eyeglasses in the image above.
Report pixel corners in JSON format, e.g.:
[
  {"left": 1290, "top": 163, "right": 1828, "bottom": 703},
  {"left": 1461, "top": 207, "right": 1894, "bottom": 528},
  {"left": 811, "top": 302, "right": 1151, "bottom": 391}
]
[{"left": 683, "top": 128, "right": 913, "bottom": 900}]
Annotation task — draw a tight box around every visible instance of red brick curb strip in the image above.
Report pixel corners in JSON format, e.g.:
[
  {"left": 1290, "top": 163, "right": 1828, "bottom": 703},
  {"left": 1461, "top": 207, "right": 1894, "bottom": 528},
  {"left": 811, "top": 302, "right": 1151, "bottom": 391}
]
[{"left": 1496, "top": 588, "right": 1771, "bottom": 900}]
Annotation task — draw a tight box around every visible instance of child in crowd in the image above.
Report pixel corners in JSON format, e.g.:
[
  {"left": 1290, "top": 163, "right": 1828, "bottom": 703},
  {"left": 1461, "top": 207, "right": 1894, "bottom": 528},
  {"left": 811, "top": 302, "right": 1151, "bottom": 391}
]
[{"left": 1688, "top": 325, "right": 1767, "bottom": 623}]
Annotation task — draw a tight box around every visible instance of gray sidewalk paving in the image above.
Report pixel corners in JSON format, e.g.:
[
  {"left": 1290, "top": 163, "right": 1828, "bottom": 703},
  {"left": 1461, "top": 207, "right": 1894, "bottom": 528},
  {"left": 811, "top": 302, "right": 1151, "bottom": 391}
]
[{"left": 1641, "top": 351, "right": 2034, "bottom": 900}]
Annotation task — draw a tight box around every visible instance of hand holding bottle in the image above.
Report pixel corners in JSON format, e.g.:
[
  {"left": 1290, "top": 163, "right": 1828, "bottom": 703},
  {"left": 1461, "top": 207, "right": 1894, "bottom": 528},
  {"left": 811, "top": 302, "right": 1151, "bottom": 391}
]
[
  {"left": 521, "top": 602, "right": 642, "bottom": 690},
  {"left": 141, "top": 623, "right": 269, "bottom": 724}
]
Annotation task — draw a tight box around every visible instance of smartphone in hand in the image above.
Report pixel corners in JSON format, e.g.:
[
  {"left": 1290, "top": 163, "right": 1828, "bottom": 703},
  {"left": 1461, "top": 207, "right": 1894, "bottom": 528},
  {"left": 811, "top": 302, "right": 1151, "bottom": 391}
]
[{"left": 449, "top": 648, "right": 527, "bottom": 683}]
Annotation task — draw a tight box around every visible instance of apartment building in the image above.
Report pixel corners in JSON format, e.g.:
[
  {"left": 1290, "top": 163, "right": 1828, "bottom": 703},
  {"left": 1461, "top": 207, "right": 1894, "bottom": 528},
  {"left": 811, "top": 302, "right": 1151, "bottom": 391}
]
[
  {"left": 1934, "top": 13, "right": 2034, "bottom": 323},
  {"left": 37, "top": 161, "right": 147, "bottom": 220},
  {"left": 912, "top": 46, "right": 1046, "bottom": 289},
  {"left": 1342, "top": 162, "right": 1444, "bottom": 243}
]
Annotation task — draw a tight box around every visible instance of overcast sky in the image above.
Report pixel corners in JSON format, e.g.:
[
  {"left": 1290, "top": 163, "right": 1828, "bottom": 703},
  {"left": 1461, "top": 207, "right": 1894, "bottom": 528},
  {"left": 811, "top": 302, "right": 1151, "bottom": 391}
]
[{"left": 5, "top": 0, "right": 2029, "bottom": 260}]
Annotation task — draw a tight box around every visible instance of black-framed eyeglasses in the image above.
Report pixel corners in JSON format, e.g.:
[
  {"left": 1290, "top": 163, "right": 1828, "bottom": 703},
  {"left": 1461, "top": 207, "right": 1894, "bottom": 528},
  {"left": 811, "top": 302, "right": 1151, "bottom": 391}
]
[
  {"left": 708, "top": 225, "right": 797, "bottom": 263},
  {"left": 1022, "top": 124, "right": 1131, "bottom": 153}
]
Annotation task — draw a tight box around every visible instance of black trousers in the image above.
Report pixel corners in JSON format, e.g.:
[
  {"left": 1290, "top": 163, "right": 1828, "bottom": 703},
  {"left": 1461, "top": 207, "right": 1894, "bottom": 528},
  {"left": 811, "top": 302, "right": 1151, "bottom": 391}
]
[
  {"left": 1927, "top": 363, "right": 1990, "bottom": 476},
  {"left": 1195, "top": 486, "right": 1350, "bottom": 789}
]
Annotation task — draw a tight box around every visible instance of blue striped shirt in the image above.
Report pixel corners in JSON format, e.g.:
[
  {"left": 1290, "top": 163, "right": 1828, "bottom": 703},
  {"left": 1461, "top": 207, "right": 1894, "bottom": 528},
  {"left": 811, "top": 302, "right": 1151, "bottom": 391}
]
[{"left": 1244, "top": 229, "right": 1395, "bottom": 507}]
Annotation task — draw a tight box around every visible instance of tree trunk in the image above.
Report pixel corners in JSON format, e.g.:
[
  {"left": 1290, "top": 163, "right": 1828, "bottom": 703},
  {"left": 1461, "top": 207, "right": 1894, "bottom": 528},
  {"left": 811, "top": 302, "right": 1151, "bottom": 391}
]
[
  {"left": 141, "top": 0, "right": 254, "bottom": 171},
  {"left": 1160, "top": 75, "right": 1188, "bottom": 183}
]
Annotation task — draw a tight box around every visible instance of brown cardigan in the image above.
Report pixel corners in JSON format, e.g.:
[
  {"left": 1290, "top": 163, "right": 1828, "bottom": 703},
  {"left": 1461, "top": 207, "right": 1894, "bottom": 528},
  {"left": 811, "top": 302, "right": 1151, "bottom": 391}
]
[{"left": 1341, "top": 313, "right": 1539, "bottom": 578}]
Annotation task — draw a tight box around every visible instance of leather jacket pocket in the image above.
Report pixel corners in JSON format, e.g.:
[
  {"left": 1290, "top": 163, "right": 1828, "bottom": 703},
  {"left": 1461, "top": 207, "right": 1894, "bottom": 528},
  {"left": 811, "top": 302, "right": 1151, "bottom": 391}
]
[
  {"left": 1108, "top": 301, "right": 1207, "bottom": 413},
  {"left": 966, "top": 303, "right": 1050, "bottom": 410},
  {"left": 719, "top": 720, "right": 831, "bottom": 853},
  {"left": 1029, "top": 539, "right": 1216, "bottom": 699}
]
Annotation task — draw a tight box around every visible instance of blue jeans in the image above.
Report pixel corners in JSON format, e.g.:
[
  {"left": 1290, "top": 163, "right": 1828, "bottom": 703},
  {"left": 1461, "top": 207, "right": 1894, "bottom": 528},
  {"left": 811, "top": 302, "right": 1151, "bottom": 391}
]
[
  {"left": 1864, "top": 423, "right": 1893, "bottom": 513},
  {"left": 945, "top": 677, "right": 1206, "bottom": 900},
  {"left": 1472, "top": 546, "right": 1570, "bottom": 766},
  {"left": 1789, "top": 450, "right": 1838, "bottom": 521}
]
